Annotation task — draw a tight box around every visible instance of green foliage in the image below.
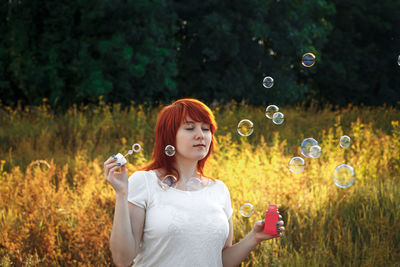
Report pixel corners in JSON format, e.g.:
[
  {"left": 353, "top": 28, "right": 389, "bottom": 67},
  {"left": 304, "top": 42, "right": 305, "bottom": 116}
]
[
  {"left": 313, "top": 0, "right": 400, "bottom": 106},
  {"left": 173, "top": 0, "right": 334, "bottom": 105},
  {"left": 0, "top": 0, "right": 178, "bottom": 109},
  {"left": 0, "top": 0, "right": 399, "bottom": 109}
]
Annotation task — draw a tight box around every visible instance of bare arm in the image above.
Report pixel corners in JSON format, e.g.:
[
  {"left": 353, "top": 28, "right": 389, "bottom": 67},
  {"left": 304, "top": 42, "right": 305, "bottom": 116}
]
[
  {"left": 104, "top": 157, "right": 145, "bottom": 266},
  {"left": 110, "top": 195, "right": 146, "bottom": 267},
  {"left": 222, "top": 218, "right": 285, "bottom": 267},
  {"left": 110, "top": 193, "right": 136, "bottom": 266}
]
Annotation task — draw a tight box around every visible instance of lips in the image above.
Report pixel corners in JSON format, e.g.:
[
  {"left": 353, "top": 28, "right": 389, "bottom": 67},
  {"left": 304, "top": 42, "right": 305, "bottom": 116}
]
[{"left": 193, "top": 144, "right": 206, "bottom": 147}]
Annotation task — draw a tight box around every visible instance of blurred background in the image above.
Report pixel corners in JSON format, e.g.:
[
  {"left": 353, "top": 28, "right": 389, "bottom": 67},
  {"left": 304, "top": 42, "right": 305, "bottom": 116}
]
[{"left": 1, "top": 0, "right": 399, "bottom": 110}]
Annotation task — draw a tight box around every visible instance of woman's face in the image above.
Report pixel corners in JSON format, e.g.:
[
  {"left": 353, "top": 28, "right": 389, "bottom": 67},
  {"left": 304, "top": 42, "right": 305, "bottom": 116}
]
[{"left": 175, "top": 117, "right": 212, "bottom": 161}]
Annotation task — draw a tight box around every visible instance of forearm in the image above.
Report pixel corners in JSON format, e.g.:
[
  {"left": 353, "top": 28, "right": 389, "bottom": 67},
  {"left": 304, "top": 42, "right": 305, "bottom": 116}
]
[
  {"left": 222, "top": 231, "right": 259, "bottom": 267},
  {"left": 110, "top": 193, "right": 136, "bottom": 266}
]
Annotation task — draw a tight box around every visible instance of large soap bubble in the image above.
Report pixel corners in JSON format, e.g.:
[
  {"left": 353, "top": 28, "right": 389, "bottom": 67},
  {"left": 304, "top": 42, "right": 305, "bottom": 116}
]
[
  {"left": 237, "top": 119, "right": 254, "bottom": 137},
  {"left": 333, "top": 164, "right": 355, "bottom": 188},
  {"left": 240, "top": 203, "right": 254, "bottom": 218},
  {"left": 289, "top": 156, "right": 305, "bottom": 173},
  {"left": 301, "top": 138, "right": 318, "bottom": 158}
]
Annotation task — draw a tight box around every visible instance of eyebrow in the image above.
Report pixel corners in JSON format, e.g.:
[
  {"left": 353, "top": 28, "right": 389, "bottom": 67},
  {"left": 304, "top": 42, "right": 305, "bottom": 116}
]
[{"left": 183, "top": 120, "right": 209, "bottom": 126}]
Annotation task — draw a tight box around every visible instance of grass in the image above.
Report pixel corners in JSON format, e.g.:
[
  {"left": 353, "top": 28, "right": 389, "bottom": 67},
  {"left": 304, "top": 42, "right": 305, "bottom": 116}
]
[{"left": 0, "top": 99, "right": 399, "bottom": 266}]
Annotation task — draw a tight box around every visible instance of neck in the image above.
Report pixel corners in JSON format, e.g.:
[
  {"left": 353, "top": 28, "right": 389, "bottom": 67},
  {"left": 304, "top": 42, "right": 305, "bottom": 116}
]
[{"left": 173, "top": 156, "right": 199, "bottom": 183}]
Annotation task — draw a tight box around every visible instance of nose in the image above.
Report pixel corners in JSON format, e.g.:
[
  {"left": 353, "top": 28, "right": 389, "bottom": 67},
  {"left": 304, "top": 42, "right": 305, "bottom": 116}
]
[{"left": 194, "top": 127, "right": 204, "bottom": 139}]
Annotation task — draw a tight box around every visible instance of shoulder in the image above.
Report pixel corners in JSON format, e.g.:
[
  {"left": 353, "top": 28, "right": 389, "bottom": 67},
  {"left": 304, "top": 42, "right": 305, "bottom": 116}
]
[
  {"left": 128, "top": 170, "right": 153, "bottom": 181},
  {"left": 211, "top": 178, "right": 231, "bottom": 193}
]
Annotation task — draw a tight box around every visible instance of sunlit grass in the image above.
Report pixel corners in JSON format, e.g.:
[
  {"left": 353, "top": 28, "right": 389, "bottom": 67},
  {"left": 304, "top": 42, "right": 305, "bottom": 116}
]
[{"left": 0, "top": 100, "right": 399, "bottom": 266}]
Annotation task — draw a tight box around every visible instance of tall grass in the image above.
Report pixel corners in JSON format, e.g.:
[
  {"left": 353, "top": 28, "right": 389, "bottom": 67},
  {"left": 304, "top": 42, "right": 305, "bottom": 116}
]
[{"left": 0, "top": 99, "right": 399, "bottom": 266}]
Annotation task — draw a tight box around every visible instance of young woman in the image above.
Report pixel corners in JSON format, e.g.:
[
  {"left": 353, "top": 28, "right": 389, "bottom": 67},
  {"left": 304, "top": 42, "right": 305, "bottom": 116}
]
[{"left": 104, "top": 98, "right": 285, "bottom": 267}]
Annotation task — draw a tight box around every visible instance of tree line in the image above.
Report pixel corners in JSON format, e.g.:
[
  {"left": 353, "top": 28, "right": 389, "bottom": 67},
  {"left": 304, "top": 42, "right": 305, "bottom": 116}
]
[{"left": 0, "top": 0, "right": 399, "bottom": 110}]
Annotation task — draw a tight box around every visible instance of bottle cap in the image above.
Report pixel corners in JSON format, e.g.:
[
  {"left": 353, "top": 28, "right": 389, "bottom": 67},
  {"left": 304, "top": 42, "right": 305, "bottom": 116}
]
[
  {"left": 115, "top": 153, "right": 127, "bottom": 166},
  {"left": 267, "top": 205, "right": 278, "bottom": 213}
]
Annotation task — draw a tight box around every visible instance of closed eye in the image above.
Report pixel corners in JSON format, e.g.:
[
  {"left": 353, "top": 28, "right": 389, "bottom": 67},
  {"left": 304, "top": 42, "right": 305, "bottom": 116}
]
[{"left": 185, "top": 128, "right": 209, "bottom": 131}]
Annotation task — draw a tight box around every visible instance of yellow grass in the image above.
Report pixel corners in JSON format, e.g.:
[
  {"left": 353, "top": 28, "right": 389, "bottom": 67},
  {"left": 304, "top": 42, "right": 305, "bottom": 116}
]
[{"left": 0, "top": 100, "right": 399, "bottom": 266}]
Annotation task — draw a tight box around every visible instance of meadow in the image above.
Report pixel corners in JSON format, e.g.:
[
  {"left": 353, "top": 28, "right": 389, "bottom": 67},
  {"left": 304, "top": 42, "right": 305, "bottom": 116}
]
[{"left": 0, "top": 99, "right": 399, "bottom": 266}]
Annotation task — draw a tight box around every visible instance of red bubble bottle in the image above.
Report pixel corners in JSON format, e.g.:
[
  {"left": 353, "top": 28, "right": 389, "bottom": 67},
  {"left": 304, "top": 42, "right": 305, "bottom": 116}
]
[{"left": 264, "top": 205, "right": 279, "bottom": 236}]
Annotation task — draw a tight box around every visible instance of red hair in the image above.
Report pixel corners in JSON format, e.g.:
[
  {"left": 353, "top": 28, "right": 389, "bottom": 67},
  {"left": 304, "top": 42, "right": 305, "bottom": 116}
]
[{"left": 139, "top": 98, "right": 217, "bottom": 182}]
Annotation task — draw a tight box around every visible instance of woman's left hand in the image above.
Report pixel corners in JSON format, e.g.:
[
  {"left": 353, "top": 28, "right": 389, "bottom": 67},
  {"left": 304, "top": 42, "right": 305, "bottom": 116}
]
[{"left": 251, "top": 216, "right": 285, "bottom": 243}]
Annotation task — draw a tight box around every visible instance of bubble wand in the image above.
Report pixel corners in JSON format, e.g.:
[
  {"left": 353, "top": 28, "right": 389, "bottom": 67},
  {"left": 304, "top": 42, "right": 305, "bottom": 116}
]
[{"left": 115, "top": 143, "right": 141, "bottom": 166}]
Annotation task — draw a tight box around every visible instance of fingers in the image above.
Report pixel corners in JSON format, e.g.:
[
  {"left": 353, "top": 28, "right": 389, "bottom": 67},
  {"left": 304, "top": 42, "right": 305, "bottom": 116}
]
[
  {"left": 104, "top": 155, "right": 118, "bottom": 179},
  {"left": 104, "top": 155, "right": 117, "bottom": 165},
  {"left": 276, "top": 220, "right": 285, "bottom": 237},
  {"left": 107, "top": 164, "right": 122, "bottom": 178},
  {"left": 255, "top": 220, "right": 264, "bottom": 226},
  {"left": 277, "top": 220, "right": 285, "bottom": 237},
  {"left": 105, "top": 163, "right": 120, "bottom": 179}
]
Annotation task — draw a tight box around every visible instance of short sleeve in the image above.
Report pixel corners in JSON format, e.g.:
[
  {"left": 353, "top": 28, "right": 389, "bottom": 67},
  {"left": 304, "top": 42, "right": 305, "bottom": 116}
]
[
  {"left": 127, "top": 171, "right": 149, "bottom": 209},
  {"left": 222, "top": 182, "right": 233, "bottom": 219}
]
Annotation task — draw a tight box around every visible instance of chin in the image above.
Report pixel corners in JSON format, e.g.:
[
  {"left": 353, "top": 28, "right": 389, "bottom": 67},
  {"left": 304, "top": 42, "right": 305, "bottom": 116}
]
[
  {"left": 191, "top": 152, "right": 208, "bottom": 161},
  {"left": 198, "top": 152, "right": 209, "bottom": 160}
]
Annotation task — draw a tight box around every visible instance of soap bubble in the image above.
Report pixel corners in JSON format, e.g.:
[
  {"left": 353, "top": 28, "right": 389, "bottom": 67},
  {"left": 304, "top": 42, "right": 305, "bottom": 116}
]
[
  {"left": 28, "top": 160, "right": 51, "bottom": 172},
  {"left": 339, "top": 135, "right": 351, "bottom": 148},
  {"left": 186, "top": 177, "right": 209, "bottom": 191},
  {"left": 333, "top": 164, "right": 355, "bottom": 188},
  {"left": 309, "top": 145, "right": 322, "bottom": 158},
  {"left": 289, "top": 157, "right": 305, "bottom": 173},
  {"left": 265, "top": 105, "right": 279, "bottom": 119},
  {"left": 237, "top": 119, "right": 254, "bottom": 137},
  {"left": 301, "top": 138, "right": 318, "bottom": 158},
  {"left": 158, "top": 174, "right": 177, "bottom": 190},
  {"left": 263, "top": 76, "right": 274, "bottom": 88},
  {"left": 165, "top": 145, "right": 176, "bottom": 156},
  {"left": 272, "top": 112, "right": 284, "bottom": 125},
  {"left": 239, "top": 203, "right": 254, "bottom": 218},
  {"left": 302, "top": 53, "right": 316, "bottom": 67},
  {"left": 398, "top": 55, "right": 400, "bottom": 66}
]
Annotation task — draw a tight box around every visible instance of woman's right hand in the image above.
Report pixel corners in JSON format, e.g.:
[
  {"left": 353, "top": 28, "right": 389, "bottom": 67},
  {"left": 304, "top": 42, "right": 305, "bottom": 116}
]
[{"left": 104, "top": 155, "right": 128, "bottom": 195}]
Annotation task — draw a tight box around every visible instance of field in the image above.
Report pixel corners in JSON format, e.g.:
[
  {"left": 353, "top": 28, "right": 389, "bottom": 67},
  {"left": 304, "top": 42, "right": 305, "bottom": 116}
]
[{"left": 1, "top": 99, "right": 399, "bottom": 266}]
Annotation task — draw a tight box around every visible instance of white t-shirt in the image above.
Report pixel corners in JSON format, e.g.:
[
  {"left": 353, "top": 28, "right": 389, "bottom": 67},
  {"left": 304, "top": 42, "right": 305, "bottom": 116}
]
[{"left": 127, "top": 170, "right": 233, "bottom": 267}]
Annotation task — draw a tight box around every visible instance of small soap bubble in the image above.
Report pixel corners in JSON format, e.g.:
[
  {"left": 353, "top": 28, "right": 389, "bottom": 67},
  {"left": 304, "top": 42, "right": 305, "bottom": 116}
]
[
  {"left": 289, "top": 157, "right": 305, "bottom": 173},
  {"left": 333, "top": 164, "right": 355, "bottom": 188},
  {"left": 186, "top": 178, "right": 202, "bottom": 191},
  {"left": 240, "top": 203, "right": 254, "bottom": 218},
  {"left": 272, "top": 112, "right": 284, "bottom": 125},
  {"left": 158, "top": 174, "right": 177, "bottom": 190},
  {"left": 165, "top": 145, "right": 176, "bottom": 156},
  {"left": 398, "top": 55, "right": 400, "bottom": 66},
  {"left": 309, "top": 145, "right": 322, "bottom": 158},
  {"left": 265, "top": 105, "right": 279, "bottom": 119},
  {"left": 301, "top": 138, "right": 318, "bottom": 158},
  {"left": 263, "top": 76, "right": 274, "bottom": 88},
  {"left": 28, "top": 160, "right": 51, "bottom": 172},
  {"left": 339, "top": 135, "right": 351, "bottom": 148},
  {"left": 237, "top": 119, "right": 254, "bottom": 137},
  {"left": 186, "top": 177, "right": 209, "bottom": 191},
  {"left": 302, "top": 53, "right": 316, "bottom": 67}
]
